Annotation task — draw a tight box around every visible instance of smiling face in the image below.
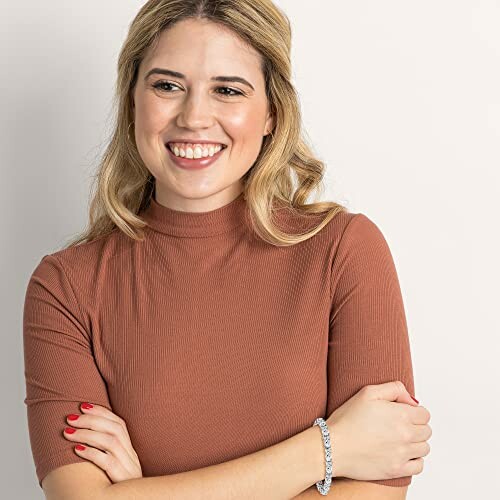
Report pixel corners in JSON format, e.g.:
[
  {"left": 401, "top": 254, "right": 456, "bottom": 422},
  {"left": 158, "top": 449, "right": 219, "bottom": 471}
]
[{"left": 132, "top": 18, "right": 274, "bottom": 211}]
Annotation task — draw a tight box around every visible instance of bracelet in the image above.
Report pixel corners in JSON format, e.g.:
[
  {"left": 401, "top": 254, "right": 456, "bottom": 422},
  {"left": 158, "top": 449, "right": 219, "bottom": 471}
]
[{"left": 312, "top": 417, "right": 333, "bottom": 495}]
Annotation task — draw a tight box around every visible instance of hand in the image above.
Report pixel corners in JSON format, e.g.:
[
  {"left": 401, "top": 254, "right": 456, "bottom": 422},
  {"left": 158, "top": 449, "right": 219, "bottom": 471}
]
[
  {"left": 63, "top": 403, "right": 143, "bottom": 483},
  {"left": 325, "top": 380, "right": 431, "bottom": 481}
]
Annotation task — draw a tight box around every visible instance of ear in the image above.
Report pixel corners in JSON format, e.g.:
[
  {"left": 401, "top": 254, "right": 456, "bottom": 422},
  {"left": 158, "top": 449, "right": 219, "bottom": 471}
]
[
  {"left": 130, "top": 88, "right": 136, "bottom": 110},
  {"left": 264, "top": 109, "right": 275, "bottom": 137}
]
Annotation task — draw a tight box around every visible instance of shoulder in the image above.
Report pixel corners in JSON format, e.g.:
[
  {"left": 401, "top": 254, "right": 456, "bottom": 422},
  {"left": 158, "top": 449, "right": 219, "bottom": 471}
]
[
  {"left": 315, "top": 210, "right": 393, "bottom": 264},
  {"left": 274, "top": 206, "right": 390, "bottom": 266},
  {"left": 311, "top": 210, "right": 401, "bottom": 299},
  {"left": 323, "top": 210, "right": 386, "bottom": 247},
  {"left": 325, "top": 211, "right": 404, "bottom": 305},
  {"left": 35, "top": 228, "right": 130, "bottom": 279},
  {"left": 296, "top": 208, "right": 387, "bottom": 265},
  {"left": 273, "top": 203, "right": 392, "bottom": 259},
  {"left": 27, "top": 229, "right": 133, "bottom": 307}
]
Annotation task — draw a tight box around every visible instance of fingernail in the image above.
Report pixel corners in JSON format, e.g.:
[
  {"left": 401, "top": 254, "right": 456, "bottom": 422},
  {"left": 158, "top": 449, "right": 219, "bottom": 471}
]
[
  {"left": 75, "top": 444, "right": 86, "bottom": 451},
  {"left": 67, "top": 414, "right": 80, "bottom": 421},
  {"left": 411, "top": 395, "right": 419, "bottom": 404},
  {"left": 64, "top": 427, "right": 76, "bottom": 434},
  {"left": 81, "top": 402, "right": 93, "bottom": 410}
]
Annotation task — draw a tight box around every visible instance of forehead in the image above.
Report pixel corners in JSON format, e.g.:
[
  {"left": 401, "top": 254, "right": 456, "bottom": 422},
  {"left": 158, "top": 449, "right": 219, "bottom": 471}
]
[{"left": 141, "top": 18, "right": 263, "bottom": 82}]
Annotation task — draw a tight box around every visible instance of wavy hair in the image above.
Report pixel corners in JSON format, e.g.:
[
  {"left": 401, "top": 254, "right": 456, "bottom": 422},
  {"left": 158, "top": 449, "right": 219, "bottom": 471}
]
[{"left": 63, "top": 0, "right": 347, "bottom": 249}]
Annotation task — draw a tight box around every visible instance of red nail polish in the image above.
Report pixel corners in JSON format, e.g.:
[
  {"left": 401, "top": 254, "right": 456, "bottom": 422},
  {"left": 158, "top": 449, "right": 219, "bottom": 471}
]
[
  {"left": 64, "top": 427, "right": 76, "bottom": 434},
  {"left": 81, "top": 403, "right": 93, "bottom": 410},
  {"left": 411, "top": 395, "right": 419, "bottom": 404},
  {"left": 75, "top": 444, "right": 86, "bottom": 451},
  {"left": 67, "top": 414, "right": 79, "bottom": 421}
]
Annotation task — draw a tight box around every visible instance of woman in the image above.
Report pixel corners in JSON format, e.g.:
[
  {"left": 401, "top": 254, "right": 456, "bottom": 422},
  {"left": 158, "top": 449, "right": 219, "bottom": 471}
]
[{"left": 23, "top": 0, "right": 431, "bottom": 498}]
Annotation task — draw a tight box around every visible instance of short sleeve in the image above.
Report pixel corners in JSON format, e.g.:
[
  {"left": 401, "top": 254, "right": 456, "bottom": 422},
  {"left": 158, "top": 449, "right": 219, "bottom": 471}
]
[
  {"left": 327, "top": 214, "right": 415, "bottom": 487},
  {"left": 22, "top": 254, "right": 112, "bottom": 488}
]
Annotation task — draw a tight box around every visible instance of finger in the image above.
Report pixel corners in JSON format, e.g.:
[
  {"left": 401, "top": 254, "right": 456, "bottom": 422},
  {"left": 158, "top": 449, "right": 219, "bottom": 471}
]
[
  {"left": 67, "top": 413, "right": 138, "bottom": 467},
  {"left": 73, "top": 443, "right": 130, "bottom": 483},
  {"left": 63, "top": 427, "right": 134, "bottom": 470},
  {"left": 80, "top": 403, "right": 133, "bottom": 448},
  {"left": 368, "top": 380, "right": 419, "bottom": 406},
  {"left": 67, "top": 413, "right": 132, "bottom": 448},
  {"left": 73, "top": 405, "right": 138, "bottom": 466},
  {"left": 407, "top": 405, "right": 431, "bottom": 425},
  {"left": 406, "top": 440, "right": 431, "bottom": 460},
  {"left": 401, "top": 457, "right": 425, "bottom": 477},
  {"left": 80, "top": 403, "right": 128, "bottom": 430},
  {"left": 410, "top": 423, "right": 432, "bottom": 443}
]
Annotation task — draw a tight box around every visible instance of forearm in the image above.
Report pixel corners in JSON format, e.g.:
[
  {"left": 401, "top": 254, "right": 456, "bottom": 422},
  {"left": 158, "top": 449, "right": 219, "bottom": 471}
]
[
  {"left": 293, "top": 485, "right": 330, "bottom": 499},
  {"left": 293, "top": 480, "right": 409, "bottom": 499},
  {"left": 102, "top": 426, "right": 326, "bottom": 500},
  {"left": 293, "top": 482, "right": 349, "bottom": 499}
]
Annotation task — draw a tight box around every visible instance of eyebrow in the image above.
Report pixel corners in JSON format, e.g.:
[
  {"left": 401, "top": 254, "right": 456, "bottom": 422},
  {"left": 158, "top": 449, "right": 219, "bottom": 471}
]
[{"left": 144, "top": 68, "right": 255, "bottom": 91}]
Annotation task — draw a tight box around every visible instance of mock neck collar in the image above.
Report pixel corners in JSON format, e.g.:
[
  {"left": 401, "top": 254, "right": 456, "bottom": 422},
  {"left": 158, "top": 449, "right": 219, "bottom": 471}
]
[{"left": 140, "top": 191, "right": 249, "bottom": 237}]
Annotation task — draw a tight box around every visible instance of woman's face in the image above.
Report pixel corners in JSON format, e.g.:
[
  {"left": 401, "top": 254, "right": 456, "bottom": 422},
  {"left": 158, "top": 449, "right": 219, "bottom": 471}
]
[{"left": 132, "top": 18, "right": 274, "bottom": 211}]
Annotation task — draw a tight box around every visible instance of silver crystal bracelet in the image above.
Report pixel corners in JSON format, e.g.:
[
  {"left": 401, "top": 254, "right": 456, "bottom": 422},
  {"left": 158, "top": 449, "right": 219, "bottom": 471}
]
[{"left": 312, "top": 417, "right": 333, "bottom": 495}]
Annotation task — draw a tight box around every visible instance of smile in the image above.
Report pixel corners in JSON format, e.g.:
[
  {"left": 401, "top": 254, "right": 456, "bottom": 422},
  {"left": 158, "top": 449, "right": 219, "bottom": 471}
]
[{"left": 165, "top": 142, "right": 227, "bottom": 170}]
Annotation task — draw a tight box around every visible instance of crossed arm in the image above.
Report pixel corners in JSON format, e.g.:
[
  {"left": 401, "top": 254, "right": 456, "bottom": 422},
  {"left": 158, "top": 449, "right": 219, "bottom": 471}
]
[
  {"left": 42, "top": 424, "right": 407, "bottom": 500},
  {"left": 295, "top": 481, "right": 407, "bottom": 499}
]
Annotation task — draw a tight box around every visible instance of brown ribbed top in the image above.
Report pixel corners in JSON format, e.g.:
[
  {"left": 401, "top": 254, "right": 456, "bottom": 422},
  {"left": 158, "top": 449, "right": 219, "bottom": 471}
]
[{"left": 23, "top": 193, "right": 415, "bottom": 489}]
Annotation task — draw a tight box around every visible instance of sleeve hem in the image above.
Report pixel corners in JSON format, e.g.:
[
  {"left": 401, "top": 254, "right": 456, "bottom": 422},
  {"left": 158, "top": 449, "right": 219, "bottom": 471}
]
[{"left": 35, "top": 448, "right": 86, "bottom": 489}]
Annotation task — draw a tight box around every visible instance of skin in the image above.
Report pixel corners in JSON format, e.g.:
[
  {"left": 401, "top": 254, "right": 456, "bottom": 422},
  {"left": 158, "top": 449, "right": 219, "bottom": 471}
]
[
  {"left": 63, "top": 403, "right": 143, "bottom": 483},
  {"left": 58, "top": 382, "right": 430, "bottom": 498},
  {"left": 131, "top": 17, "right": 275, "bottom": 213}
]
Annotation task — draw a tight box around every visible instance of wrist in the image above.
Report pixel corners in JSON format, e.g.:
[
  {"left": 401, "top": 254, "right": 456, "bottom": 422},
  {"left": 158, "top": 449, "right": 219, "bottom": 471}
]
[
  {"left": 327, "top": 421, "right": 346, "bottom": 478},
  {"left": 305, "top": 421, "right": 345, "bottom": 482},
  {"left": 297, "top": 426, "right": 325, "bottom": 485},
  {"left": 301, "top": 423, "right": 342, "bottom": 485}
]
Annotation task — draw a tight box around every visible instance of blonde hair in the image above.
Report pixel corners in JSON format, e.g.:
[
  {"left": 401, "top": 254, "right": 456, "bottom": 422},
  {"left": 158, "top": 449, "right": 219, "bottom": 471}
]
[{"left": 63, "top": 0, "right": 347, "bottom": 249}]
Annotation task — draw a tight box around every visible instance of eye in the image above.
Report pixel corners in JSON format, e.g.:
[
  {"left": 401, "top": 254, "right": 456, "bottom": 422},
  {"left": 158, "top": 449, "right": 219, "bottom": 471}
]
[
  {"left": 152, "top": 81, "right": 244, "bottom": 97},
  {"left": 215, "top": 87, "right": 243, "bottom": 97},
  {"left": 152, "top": 81, "right": 181, "bottom": 93}
]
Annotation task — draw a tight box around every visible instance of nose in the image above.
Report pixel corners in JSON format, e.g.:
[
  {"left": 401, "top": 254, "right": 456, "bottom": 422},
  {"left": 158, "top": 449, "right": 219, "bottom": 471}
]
[{"left": 176, "top": 90, "right": 215, "bottom": 130}]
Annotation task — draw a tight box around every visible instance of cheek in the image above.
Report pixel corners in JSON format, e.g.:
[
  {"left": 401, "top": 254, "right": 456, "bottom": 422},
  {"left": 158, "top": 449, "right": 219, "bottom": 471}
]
[
  {"left": 134, "top": 100, "right": 172, "bottom": 167},
  {"left": 136, "top": 98, "right": 173, "bottom": 134},
  {"left": 222, "top": 106, "right": 267, "bottom": 148}
]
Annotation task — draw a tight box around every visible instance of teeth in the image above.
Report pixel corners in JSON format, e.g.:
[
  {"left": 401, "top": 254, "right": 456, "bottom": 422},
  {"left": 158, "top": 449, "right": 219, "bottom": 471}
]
[{"left": 168, "top": 142, "right": 225, "bottom": 158}]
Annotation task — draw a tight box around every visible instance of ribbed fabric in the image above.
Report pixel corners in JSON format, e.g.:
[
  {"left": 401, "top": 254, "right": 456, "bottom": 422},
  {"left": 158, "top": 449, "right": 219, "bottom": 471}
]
[{"left": 23, "top": 192, "right": 415, "bottom": 489}]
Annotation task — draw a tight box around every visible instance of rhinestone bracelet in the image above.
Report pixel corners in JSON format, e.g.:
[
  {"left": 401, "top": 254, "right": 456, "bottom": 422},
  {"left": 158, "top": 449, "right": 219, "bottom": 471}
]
[{"left": 312, "top": 417, "right": 333, "bottom": 495}]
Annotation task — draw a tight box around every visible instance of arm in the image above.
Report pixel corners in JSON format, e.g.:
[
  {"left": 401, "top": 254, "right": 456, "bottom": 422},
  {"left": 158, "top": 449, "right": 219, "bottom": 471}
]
[
  {"left": 294, "top": 480, "right": 408, "bottom": 499},
  {"left": 43, "top": 425, "right": 327, "bottom": 500},
  {"left": 327, "top": 213, "right": 416, "bottom": 489},
  {"left": 26, "top": 255, "right": 353, "bottom": 500},
  {"left": 43, "top": 412, "right": 408, "bottom": 500},
  {"left": 22, "top": 255, "right": 327, "bottom": 499}
]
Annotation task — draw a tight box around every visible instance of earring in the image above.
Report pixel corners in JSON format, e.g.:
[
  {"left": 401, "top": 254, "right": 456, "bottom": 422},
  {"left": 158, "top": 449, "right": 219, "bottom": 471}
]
[{"left": 127, "top": 121, "right": 135, "bottom": 142}]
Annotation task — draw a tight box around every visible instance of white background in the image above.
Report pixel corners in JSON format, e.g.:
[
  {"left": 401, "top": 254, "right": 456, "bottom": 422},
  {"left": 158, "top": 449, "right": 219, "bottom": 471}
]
[{"left": 1, "top": 1, "right": 499, "bottom": 498}]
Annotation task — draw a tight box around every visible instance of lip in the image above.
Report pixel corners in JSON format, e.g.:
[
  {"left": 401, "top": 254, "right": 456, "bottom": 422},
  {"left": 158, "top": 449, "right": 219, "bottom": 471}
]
[
  {"left": 167, "top": 139, "right": 227, "bottom": 146},
  {"left": 165, "top": 143, "right": 227, "bottom": 170}
]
